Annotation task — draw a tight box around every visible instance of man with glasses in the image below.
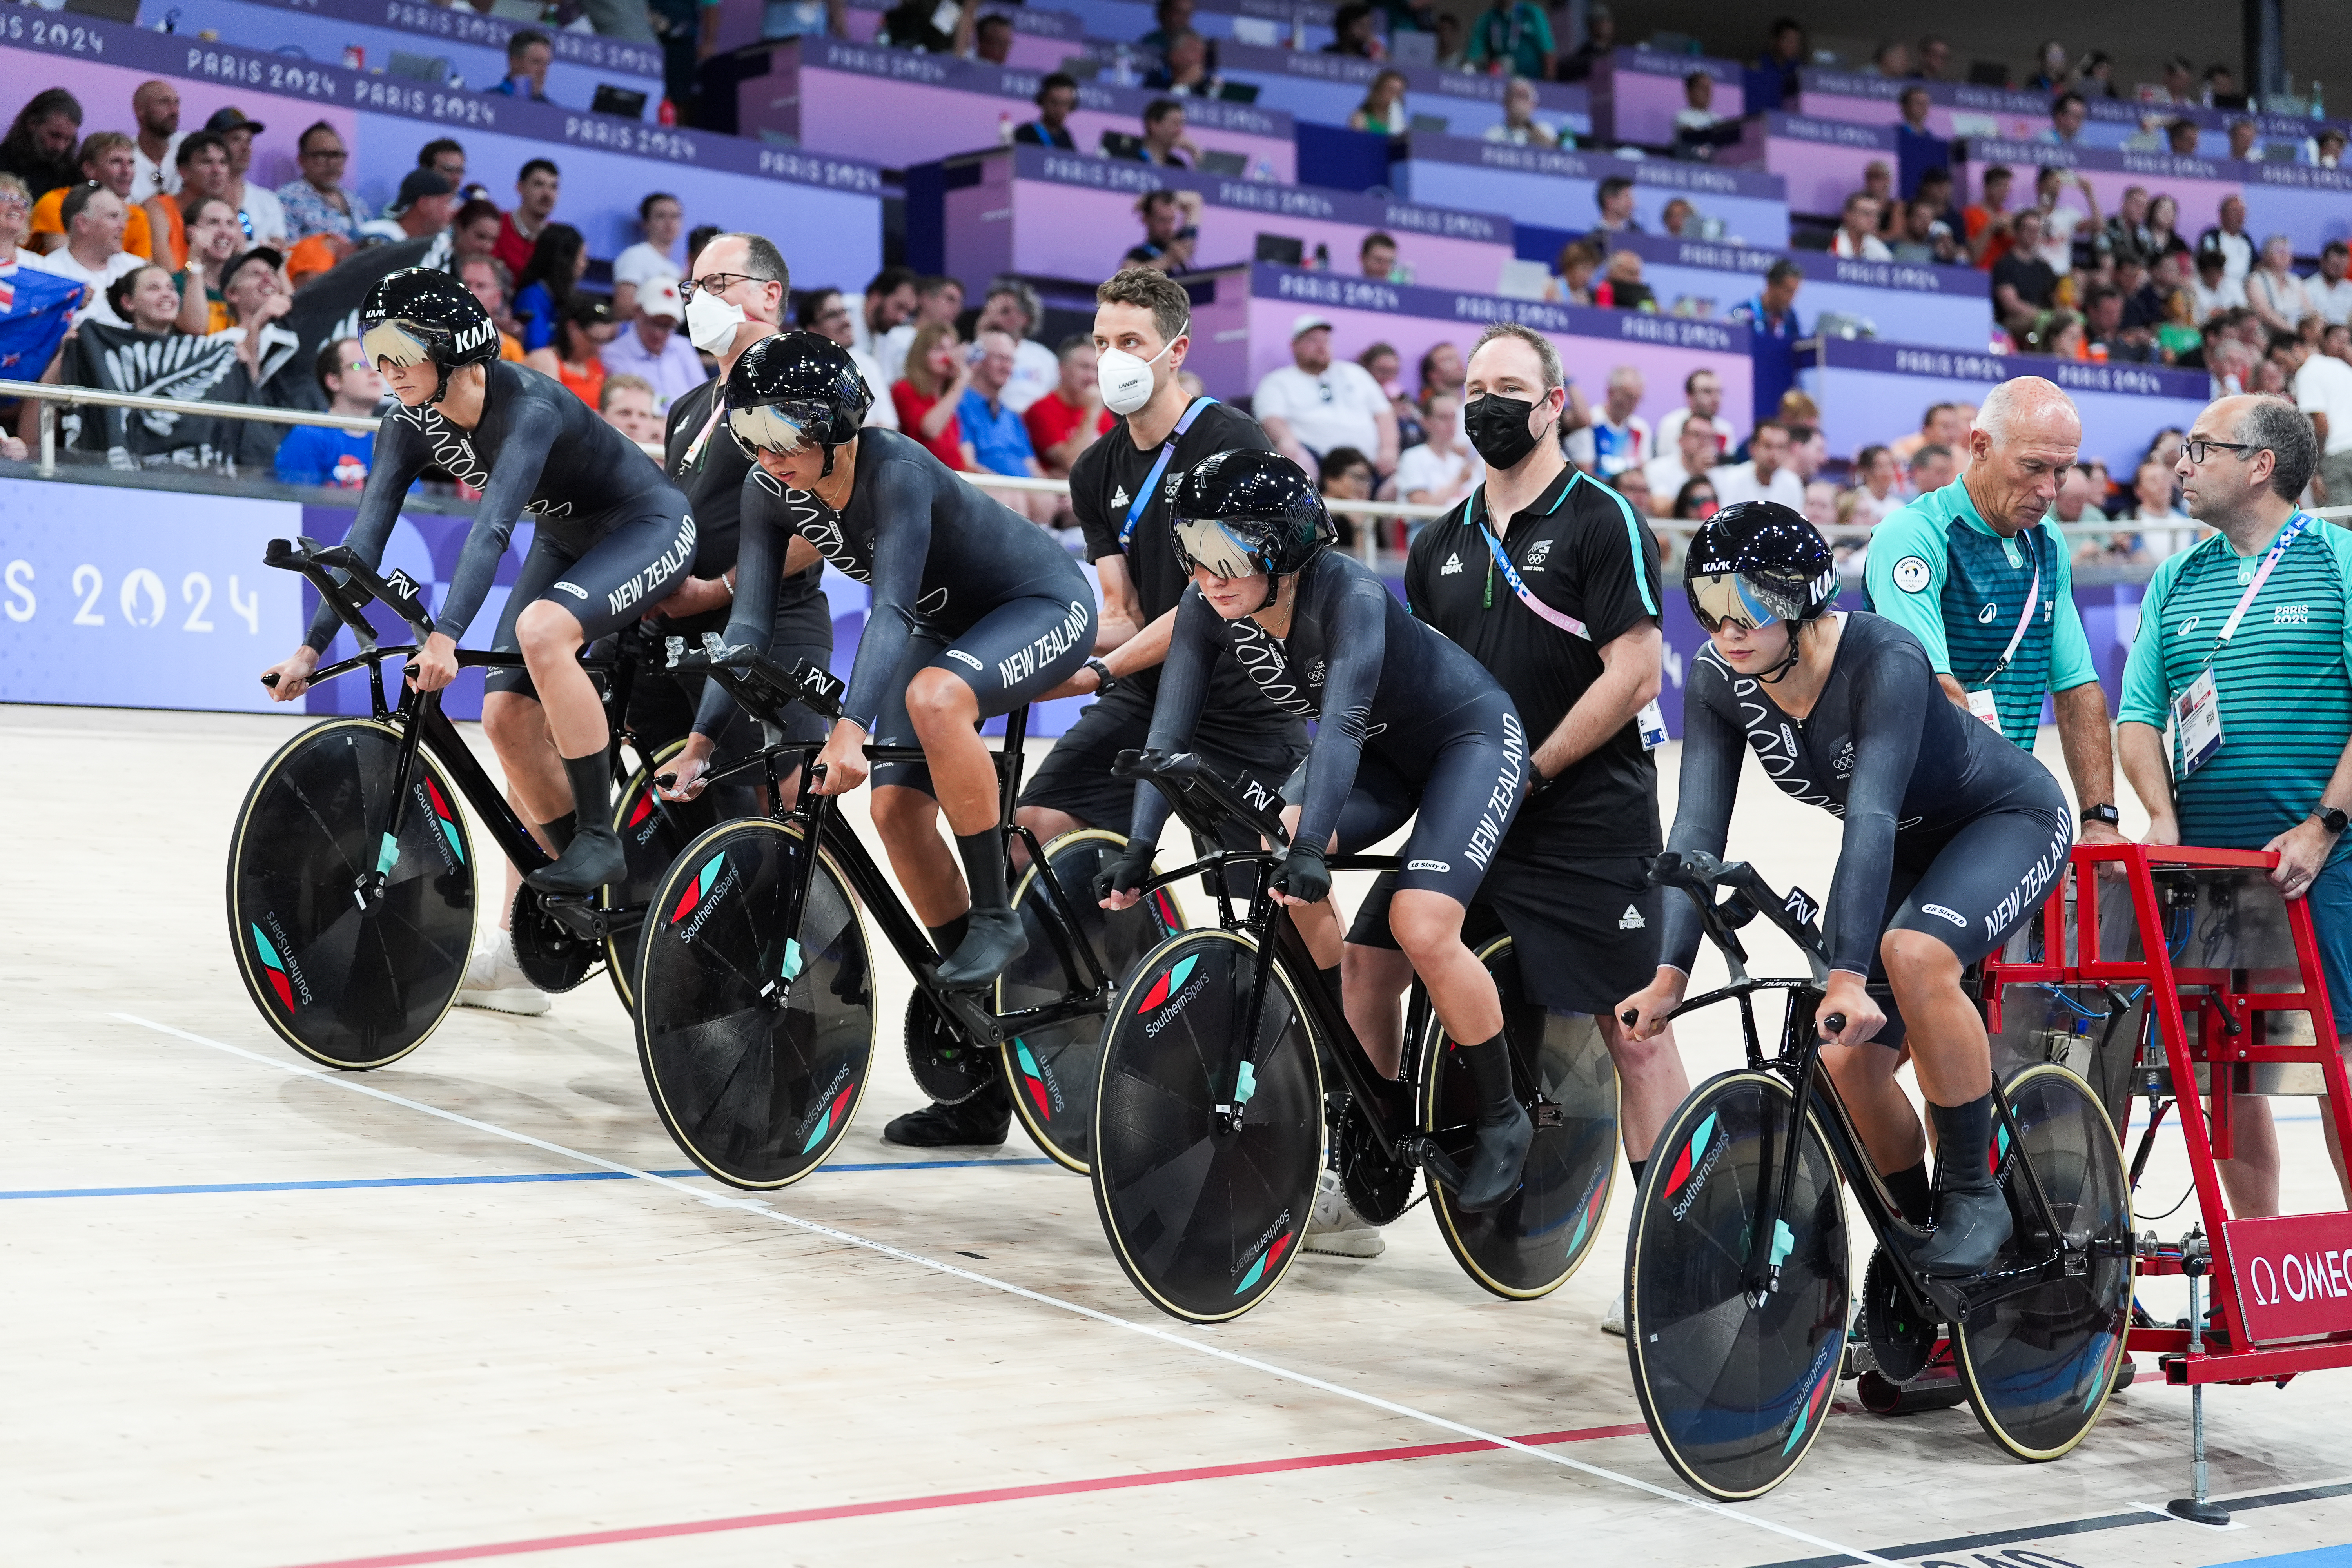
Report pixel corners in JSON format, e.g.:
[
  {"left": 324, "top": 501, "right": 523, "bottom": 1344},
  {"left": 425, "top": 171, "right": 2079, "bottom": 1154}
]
[
  {"left": 276, "top": 122, "right": 371, "bottom": 243},
  {"left": 2119, "top": 396, "right": 2352, "bottom": 1213},
  {"left": 795, "top": 286, "right": 897, "bottom": 428}
]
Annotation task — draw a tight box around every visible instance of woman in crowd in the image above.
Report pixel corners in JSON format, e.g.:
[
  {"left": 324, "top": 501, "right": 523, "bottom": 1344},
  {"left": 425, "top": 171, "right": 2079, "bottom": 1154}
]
[
  {"left": 1844, "top": 443, "right": 1900, "bottom": 527},
  {"left": 2247, "top": 234, "right": 2314, "bottom": 335},
  {"left": 1394, "top": 389, "right": 1479, "bottom": 508},
  {"left": 1350, "top": 71, "right": 1411, "bottom": 134},
  {"left": 523, "top": 295, "right": 617, "bottom": 408},
  {"left": 1547, "top": 239, "right": 1599, "bottom": 304},
  {"left": 512, "top": 222, "right": 587, "bottom": 354},
  {"left": 891, "top": 320, "right": 971, "bottom": 469},
  {"left": 2143, "top": 194, "right": 2190, "bottom": 262},
  {"left": 452, "top": 198, "right": 505, "bottom": 269},
  {"left": 2155, "top": 288, "right": 2204, "bottom": 361},
  {"left": 1671, "top": 474, "right": 1718, "bottom": 520},
  {"left": 173, "top": 195, "right": 243, "bottom": 335},
  {"left": 1318, "top": 444, "right": 1379, "bottom": 546}
]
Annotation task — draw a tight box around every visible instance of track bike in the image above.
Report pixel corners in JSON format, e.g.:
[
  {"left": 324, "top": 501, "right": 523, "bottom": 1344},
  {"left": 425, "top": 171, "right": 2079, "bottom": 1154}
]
[
  {"left": 1621, "top": 849, "right": 2132, "bottom": 1501},
  {"left": 1087, "top": 749, "right": 1622, "bottom": 1324},
  {"left": 628, "top": 638, "right": 1183, "bottom": 1187},
  {"left": 227, "top": 537, "right": 734, "bottom": 1067}
]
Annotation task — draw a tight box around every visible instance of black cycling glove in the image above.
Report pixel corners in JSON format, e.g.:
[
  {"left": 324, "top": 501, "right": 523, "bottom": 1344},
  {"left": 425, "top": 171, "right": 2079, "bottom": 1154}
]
[
  {"left": 1094, "top": 838, "right": 1157, "bottom": 904},
  {"left": 1270, "top": 840, "right": 1331, "bottom": 904}
]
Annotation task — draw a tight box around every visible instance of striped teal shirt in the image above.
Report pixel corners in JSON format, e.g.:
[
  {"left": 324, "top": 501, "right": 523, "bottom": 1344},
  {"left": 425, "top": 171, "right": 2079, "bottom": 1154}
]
[{"left": 2119, "top": 515, "right": 2352, "bottom": 860}]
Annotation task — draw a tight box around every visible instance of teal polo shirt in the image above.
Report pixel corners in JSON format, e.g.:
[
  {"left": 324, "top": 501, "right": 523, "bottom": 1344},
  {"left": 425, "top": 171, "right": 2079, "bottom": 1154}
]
[
  {"left": 2120, "top": 514, "right": 2352, "bottom": 862},
  {"left": 1863, "top": 477, "right": 2100, "bottom": 749}
]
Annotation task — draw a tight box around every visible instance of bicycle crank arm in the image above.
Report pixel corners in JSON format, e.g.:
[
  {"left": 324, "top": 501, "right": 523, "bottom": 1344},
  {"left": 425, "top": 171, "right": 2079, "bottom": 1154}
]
[
  {"left": 1403, "top": 1135, "right": 1466, "bottom": 1196},
  {"left": 1922, "top": 1254, "right": 2075, "bottom": 1319},
  {"left": 539, "top": 895, "right": 632, "bottom": 944}
]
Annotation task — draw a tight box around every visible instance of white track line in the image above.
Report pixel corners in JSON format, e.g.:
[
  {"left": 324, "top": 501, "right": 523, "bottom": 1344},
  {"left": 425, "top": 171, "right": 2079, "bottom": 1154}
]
[{"left": 113, "top": 1011, "right": 1902, "bottom": 1567}]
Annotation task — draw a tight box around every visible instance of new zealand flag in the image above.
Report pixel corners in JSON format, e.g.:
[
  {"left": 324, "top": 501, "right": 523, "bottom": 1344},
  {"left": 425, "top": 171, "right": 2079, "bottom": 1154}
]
[{"left": 0, "top": 264, "right": 81, "bottom": 380}]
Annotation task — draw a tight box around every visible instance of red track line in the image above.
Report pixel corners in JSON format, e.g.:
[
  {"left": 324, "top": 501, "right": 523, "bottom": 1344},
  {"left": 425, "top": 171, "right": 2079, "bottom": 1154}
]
[{"left": 279, "top": 1421, "right": 1651, "bottom": 1568}]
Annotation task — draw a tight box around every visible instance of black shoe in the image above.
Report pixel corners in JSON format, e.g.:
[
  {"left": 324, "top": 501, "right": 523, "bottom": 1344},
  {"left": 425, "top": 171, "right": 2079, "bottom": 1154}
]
[
  {"left": 935, "top": 907, "right": 1027, "bottom": 989},
  {"left": 1912, "top": 1183, "right": 2014, "bottom": 1276},
  {"left": 883, "top": 1080, "right": 1012, "bottom": 1147},
  {"left": 525, "top": 825, "right": 626, "bottom": 896},
  {"left": 1456, "top": 1102, "right": 1532, "bottom": 1212}
]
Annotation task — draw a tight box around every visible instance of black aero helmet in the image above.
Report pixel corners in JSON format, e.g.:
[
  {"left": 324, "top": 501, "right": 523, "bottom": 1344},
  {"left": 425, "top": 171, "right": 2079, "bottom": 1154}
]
[
  {"left": 361, "top": 267, "right": 499, "bottom": 401},
  {"left": 1684, "top": 499, "right": 1837, "bottom": 633},
  {"left": 724, "top": 330, "right": 874, "bottom": 477},
  {"left": 1167, "top": 448, "right": 1335, "bottom": 583}
]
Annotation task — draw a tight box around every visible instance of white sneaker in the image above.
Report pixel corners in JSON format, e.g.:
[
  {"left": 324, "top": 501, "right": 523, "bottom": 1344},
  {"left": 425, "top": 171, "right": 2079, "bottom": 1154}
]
[
  {"left": 1303, "top": 1168, "right": 1387, "bottom": 1258},
  {"left": 457, "top": 942, "right": 550, "bottom": 1016},
  {"left": 1601, "top": 1290, "right": 1626, "bottom": 1337}
]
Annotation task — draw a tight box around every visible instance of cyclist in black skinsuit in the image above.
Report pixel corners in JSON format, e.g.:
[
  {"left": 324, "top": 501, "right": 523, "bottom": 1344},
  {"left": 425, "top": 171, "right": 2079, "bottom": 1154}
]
[
  {"left": 261, "top": 268, "right": 697, "bottom": 898},
  {"left": 1616, "top": 502, "right": 2073, "bottom": 1275},
  {"left": 660, "top": 331, "right": 1096, "bottom": 989},
  {"left": 1095, "top": 449, "right": 1534, "bottom": 1212}
]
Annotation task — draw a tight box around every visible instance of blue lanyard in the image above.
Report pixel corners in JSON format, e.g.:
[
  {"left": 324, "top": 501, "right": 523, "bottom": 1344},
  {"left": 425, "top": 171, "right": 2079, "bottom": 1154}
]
[{"left": 1118, "top": 396, "right": 1216, "bottom": 548}]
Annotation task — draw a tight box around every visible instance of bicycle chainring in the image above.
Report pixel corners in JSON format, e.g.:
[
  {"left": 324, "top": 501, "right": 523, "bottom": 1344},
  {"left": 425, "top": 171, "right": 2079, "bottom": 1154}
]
[
  {"left": 511, "top": 886, "right": 602, "bottom": 994},
  {"left": 1332, "top": 1091, "right": 1416, "bottom": 1225},
  {"left": 1862, "top": 1245, "right": 1939, "bottom": 1385},
  {"left": 905, "top": 988, "right": 991, "bottom": 1105}
]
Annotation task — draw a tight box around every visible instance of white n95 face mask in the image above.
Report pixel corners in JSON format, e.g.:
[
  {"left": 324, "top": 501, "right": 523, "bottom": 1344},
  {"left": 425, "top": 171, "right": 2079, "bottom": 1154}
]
[
  {"left": 1098, "top": 321, "right": 1185, "bottom": 417},
  {"left": 686, "top": 289, "right": 747, "bottom": 354}
]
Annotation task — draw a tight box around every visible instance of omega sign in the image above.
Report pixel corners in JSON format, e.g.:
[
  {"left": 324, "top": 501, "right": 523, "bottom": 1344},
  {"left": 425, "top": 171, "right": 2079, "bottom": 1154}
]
[{"left": 2223, "top": 1212, "right": 2352, "bottom": 1343}]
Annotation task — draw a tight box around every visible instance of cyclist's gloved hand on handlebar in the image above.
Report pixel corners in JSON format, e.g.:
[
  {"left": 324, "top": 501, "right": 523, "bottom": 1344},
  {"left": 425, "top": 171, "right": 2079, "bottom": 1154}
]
[
  {"left": 1269, "top": 840, "right": 1331, "bottom": 906},
  {"left": 1094, "top": 838, "right": 1157, "bottom": 909}
]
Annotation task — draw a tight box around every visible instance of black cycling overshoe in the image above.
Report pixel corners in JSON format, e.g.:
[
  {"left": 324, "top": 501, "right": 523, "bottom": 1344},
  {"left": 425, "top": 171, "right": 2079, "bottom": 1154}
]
[
  {"left": 936, "top": 906, "right": 1028, "bottom": 989},
  {"left": 1913, "top": 1093, "right": 2012, "bottom": 1277},
  {"left": 528, "top": 750, "right": 625, "bottom": 895},
  {"left": 883, "top": 1079, "right": 1013, "bottom": 1147},
  {"left": 1456, "top": 1101, "right": 1533, "bottom": 1212}
]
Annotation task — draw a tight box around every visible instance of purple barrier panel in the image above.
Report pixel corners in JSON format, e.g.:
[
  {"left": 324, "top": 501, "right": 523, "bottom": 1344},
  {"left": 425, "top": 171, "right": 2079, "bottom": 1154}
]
[
  {"left": 2241, "top": 163, "right": 2352, "bottom": 254},
  {"left": 839, "top": 2, "right": 1087, "bottom": 72},
  {"left": 1803, "top": 338, "right": 2209, "bottom": 476},
  {"left": 1213, "top": 39, "right": 1590, "bottom": 139},
  {"left": 1952, "top": 138, "right": 2242, "bottom": 250},
  {"left": 740, "top": 38, "right": 1296, "bottom": 180},
  {"left": 1390, "top": 133, "right": 1790, "bottom": 248},
  {"left": 943, "top": 144, "right": 1511, "bottom": 296},
  {"left": 138, "top": 0, "right": 662, "bottom": 117},
  {"left": 1053, "top": 0, "right": 1336, "bottom": 49},
  {"left": 1234, "top": 260, "right": 1752, "bottom": 434},
  {"left": 1590, "top": 47, "right": 1742, "bottom": 149},
  {"left": 1720, "top": 112, "right": 1895, "bottom": 218},
  {"left": 1595, "top": 232, "right": 1991, "bottom": 354},
  {"left": 1793, "top": 72, "right": 2347, "bottom": 160},
  {"left": 0, "top": 476, "right": 310, "bottom": 714}
]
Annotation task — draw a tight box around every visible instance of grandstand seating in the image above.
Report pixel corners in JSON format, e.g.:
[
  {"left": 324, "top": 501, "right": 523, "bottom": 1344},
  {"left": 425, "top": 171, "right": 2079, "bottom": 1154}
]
[
  {"left": 1722, "top": 113, "right": 1897, "bottom": 219},
  {"left": 1587, "top": 46, "right": 1743, "bottom": 146},
  {"left": 1390, "top": 132, "right": 1793, "bottom": 247},
  {"left": 1212, "top": 43, "right": 1592, "bottom": 142}
]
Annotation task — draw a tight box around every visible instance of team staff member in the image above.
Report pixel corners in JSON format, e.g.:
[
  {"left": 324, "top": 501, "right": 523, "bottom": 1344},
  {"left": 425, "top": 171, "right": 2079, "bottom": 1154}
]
[
  {"left": 1332, "top": 322, "right": 1686, "bottom": 1292},
  {"left": 880, "top": 267, "right": 1311, "bottom": 1149},
  {"left": 1864, "top": 378, "right": 2129, "bottom": 836},
  {"left": 2120, "top": 394, "right": 2352, "bottom": 1214}
]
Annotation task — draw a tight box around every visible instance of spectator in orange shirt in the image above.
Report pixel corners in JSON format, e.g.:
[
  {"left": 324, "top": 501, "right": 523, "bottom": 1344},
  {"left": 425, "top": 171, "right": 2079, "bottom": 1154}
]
[
  {"left": 524, "top": 294, "right": 617, "bottom": 407},
  {"left": 1964, "top": 163, "right": 2016, "bottom": 269},
  {"left": 147, "top": 130, "right": 232, "bottom": 272},
  {"left": 1024, "top": 334, "right": 1113, "bottom": 479},
  {"left": 28, "top": 132, "right": 154, "bottom": 261}
]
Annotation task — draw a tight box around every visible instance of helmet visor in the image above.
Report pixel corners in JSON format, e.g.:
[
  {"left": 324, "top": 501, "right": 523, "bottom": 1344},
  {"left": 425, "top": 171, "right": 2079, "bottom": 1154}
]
[
  {"left": 1688, "top": 571, "right": 1780, "bottom": 633},
  {"left": 728, "top": 402, "right": 809, "bottom": 458},
  {"left": 1172, "top": 515, "right": 1267, "bottom": 580},
  {"left": 363, "top": 319, "right": 436, "bottom": 371}
]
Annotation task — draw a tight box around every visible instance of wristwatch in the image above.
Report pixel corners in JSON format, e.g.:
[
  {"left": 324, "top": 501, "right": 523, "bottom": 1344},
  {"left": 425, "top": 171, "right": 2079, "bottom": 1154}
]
[
  {"left": 2314, "top": 804, "right": 2350, "bottom": 835},
  {"left": 2080, "top": 803, "right": 2121, "bottom": 828},
  {"left": 1085, "top": 658, "right": 1118, "bottom": 696}
]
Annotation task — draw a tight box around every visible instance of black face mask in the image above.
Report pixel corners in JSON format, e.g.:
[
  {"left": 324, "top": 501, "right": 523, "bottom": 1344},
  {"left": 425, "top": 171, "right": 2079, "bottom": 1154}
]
[{"left": 1463, "top": 393, "right": 1548, "bottom": 472}]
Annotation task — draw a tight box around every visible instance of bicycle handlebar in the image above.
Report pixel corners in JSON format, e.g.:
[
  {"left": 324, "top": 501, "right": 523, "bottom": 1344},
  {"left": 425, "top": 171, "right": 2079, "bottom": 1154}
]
[
  {"left": 1112, "top": 747, "right": 1287, "bottom": 847},
  {"left": 1646, "top": 849, "right": 1832, "bottom": 985},
  {"left": 265, "top": 535, "right": 436, "bottom": 645},
  {"left": 662, "top": 634, "right": 847, "bottom": 726}
]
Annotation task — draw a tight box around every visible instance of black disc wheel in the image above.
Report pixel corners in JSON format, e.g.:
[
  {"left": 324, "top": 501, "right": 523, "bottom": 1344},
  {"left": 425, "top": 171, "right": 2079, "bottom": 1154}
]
[
  {"left": 634, "top": 818, "right": 874, "bottom": 1189},
  {"left": 1625, "top": 1071, "right": 1849, "bottom": 1501},
  {"left": 1861, "top": 1245, "right": 1938, "bottom": 1386},
  {"left": 906, "top": 988, "right": 991, "bottom": 1105},
  {"left": 1420, "top": 935, "right": 1620, "bottom": 1300},
  {"left": 227, "top": 719, "right": 475, "bottom": 1070},
  {"left": 998, "top": 829, "right": 1185, "bottom": 1173},
  {"left": 1091, "top": 929, "right": 1323, "bottom": 1323},
  {"left": 1952, "top": 1063, "right": 2132, "bottom": 1461},
  {"left": 604, "top": 739, "right": 746, "bottom": 1013}
]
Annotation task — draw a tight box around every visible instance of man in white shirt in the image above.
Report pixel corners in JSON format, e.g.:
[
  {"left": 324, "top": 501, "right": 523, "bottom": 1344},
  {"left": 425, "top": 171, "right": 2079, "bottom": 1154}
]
[
  {"left": 1654, "top": 367, "right": 1724, "bottom": 458},
  {"left": 1253, "top": 314, "right": 1399, "bottom": 476},
  {"left": 875, "top": 274, "right": 963, "bottom": 390},
  {"left": 2190, "top": 238, "right": 2249, "bottom": 321},
  {"left": 1563, "top": 363, "right": 1650, "bottom": 475},
  {"left": 2032, "top": 165, "right": 2098, "bottom": 279},
  {"left": 2308, "top": 242, "right": 2352, "bottom": 327},
  {"left": 203, "top": 106, "right": 286, "bottom": 248},
  {"left": 2197, "top": 196, "right": 2255, "bottom": 283},
  {"left": 31, "top": 185, "right": 142, "bottom": 328},
  {"left": 129, "top": 80, "right": 183, "bottom": 204},
  {"left": 975, "top": 278, "right": 1059, "bottom": 414},
  {"left": 599, "top": 278, "right": 710, "bottom": 414},
  {"left": 1830, "top": 192, "right": 1893, "bottom": 262},
  {"left": 1642, "top": 412, "right": 1717, "bottom": 505},
  {"left": 851, "top": 265, "right": 917, "bottom": 359},
  {"left": 2294, "top": 326, "right": 2352, "bottom": 506},
  {"left": 1393, "top": 388, "right": 1480, "bottom": 505},
  {"left": 797, "top": 286, "right": 900, "bottom": 429},
  {"left": 1708, "top": 418, "right": 1805, "bottom": 510},
  {"left": 610, "top": 193, "right": 684, "bottom": 320}
]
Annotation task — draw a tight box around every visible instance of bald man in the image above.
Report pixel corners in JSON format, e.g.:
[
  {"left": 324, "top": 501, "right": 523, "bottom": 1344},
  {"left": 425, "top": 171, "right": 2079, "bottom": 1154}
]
[
  {"left": 129, "top": 80, "right": 183, "bottom": 203},
  {"left": 1863, "top": 376, "right": 2125, "bottom": 847}
]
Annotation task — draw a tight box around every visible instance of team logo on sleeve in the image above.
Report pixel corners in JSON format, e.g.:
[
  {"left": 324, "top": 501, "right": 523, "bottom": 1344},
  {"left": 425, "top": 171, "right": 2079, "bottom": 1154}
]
[{"left": 1891, "top": 555, "right": 1932, "bottom": 594}]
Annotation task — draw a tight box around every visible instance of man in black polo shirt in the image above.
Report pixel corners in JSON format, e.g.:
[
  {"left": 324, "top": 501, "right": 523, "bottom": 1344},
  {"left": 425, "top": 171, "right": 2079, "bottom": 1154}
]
[
  {"left": 1328, "top": 322, "right": 1686, "bottom": 1308},
  {"left": 879, "top": 264, "right": 1309, "bottom": 1147}
]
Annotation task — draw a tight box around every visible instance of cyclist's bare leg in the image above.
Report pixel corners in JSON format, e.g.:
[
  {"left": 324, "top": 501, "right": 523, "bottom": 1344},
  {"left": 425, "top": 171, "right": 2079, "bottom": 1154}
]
[
  {"left": 1388, "top": 889, "right": 1502, "bottom": 1044},
  {"left": 515, "top": 602, "right": 607, "bottom": 760},
  {"left": 869, "top": 785, "right": 970, "bottom": 928},
  {"left": 1821, "top": 1038, "right": 1928, "bottom": 1174},
  {"left": 1882, "top": 930, "right": 1991, "bottom": 1105},
  {"left": 905, "top": 669, "right": 998, "bottom": 835},
  {"left": 1341, "top": 942, "right": 1415, "bottom": 1079},
  {"left": 480, "top": 692, "right": 568, "bottom": 825},
  {"left": 1010, "top": 804, "right": 1087, "bottom": 871},
  {"left": 2218, "top": 1097, "right": 2282, "bottom": 1217},
  {"left": 1603, "top": 1011, "right": 1689, "bottom": 1165}
]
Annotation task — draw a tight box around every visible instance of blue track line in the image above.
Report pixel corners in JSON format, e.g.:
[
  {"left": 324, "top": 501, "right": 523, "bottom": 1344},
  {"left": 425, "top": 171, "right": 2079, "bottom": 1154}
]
[{"left": 0, "top": 1158, "right": 1058, "bottom": 1200}]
